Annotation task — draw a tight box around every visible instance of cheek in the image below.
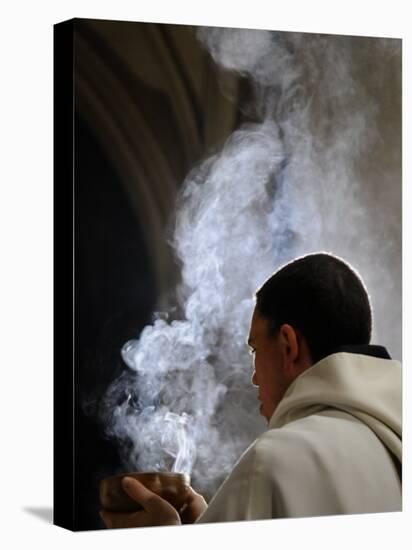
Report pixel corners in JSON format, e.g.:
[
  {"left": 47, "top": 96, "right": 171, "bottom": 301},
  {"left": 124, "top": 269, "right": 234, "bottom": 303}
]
[{"left": 257, "top": 358, "right": 278, "bottom": 395}]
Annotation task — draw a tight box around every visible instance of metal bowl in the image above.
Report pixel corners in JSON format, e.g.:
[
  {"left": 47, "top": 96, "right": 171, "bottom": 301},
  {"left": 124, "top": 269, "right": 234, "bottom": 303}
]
[{"left": 100, "top": 471, "right": 191, "bottom": 513}]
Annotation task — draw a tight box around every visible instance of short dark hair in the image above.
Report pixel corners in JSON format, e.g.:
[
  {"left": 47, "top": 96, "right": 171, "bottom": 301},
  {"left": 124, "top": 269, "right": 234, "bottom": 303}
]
[{"left": 255, "top": 252, "right": 373, "bottom": 363}]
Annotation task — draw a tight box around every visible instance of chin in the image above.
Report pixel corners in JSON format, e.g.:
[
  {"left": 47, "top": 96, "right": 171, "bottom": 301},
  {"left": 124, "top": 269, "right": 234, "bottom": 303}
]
[{"left": 260, "top": 404, "right": 269, "bottom": 421}]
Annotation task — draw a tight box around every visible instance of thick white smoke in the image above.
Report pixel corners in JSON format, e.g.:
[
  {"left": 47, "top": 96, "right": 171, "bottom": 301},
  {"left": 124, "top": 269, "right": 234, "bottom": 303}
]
[{"left": 99, "top": 28, "right": 401, "bottom": 499}]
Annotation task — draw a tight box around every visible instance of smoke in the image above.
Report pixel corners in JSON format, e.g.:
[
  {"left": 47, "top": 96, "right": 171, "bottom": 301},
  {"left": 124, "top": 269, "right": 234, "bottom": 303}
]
[{"left": 98, "top": 27, "right": 401, "bottom": 499}]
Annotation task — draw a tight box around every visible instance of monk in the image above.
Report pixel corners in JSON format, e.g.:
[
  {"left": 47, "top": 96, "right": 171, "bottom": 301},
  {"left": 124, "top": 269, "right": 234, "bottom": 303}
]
[{"left": 100, "top": 253, "right": 402, "bottom": 528}]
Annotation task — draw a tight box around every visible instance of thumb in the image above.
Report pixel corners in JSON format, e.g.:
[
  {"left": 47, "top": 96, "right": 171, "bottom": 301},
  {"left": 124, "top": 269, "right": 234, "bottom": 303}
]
[{"left": 185, "top": 486, "right": 202, "bottom": 501}]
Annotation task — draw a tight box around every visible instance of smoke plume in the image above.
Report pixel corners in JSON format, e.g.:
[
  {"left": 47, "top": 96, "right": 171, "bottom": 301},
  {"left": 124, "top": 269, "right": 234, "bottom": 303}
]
[{"left": 99, "top": 27, "right": 401, "bottom": 499}]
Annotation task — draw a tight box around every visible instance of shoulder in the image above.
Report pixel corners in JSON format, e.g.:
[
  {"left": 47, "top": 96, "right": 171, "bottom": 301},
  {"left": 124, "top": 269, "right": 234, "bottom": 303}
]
[
  {"left": 254, "top": 413, "right": 330, "bottom": 455},
  {"left": 252, "top": 410, "right": 365, "bottom": 476}
]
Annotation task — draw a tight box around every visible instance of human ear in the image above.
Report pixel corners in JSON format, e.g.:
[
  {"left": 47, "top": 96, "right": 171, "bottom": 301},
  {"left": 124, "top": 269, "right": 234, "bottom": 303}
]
[{"left": 279, "top": 324, "right": 299, "bottom": 368}]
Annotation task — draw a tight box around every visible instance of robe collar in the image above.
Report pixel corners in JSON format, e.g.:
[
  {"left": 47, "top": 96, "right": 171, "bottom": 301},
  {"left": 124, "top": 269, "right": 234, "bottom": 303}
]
[{"left": 324, "top": 344, "right": 391, "bottom": 360}]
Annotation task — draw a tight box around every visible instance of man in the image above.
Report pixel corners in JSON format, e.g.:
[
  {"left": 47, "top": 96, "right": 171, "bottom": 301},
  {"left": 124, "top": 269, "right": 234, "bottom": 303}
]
[{"left": 100, "top": 252, "right": 402, "bottom": 528}]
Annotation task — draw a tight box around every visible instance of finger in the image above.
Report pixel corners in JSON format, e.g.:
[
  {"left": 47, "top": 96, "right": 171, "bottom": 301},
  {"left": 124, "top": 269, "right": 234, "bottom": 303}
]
[
  {"left": 121, "top": 477, "right": 170, "bottom": 513},
  {"left": 179, "top": 487, "right": 208, "bottom": 523},
  {"left": 184, "top": 486, "right": 207, "bottom": 507},
  {"left": 184, "top": 486, "right": 201, "bottom": 503},
  {"left": 178, "top": 487, "right": 197, "bottom": 513}
]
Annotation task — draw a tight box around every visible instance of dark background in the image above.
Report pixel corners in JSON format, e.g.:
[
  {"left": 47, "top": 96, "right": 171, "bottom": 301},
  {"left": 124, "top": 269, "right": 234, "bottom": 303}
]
[{"left": 73, "top": 18, "right": 249, "bottom": 530}]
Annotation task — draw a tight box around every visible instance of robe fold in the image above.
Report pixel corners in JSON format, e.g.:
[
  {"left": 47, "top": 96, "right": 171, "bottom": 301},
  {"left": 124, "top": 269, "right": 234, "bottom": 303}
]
[{"left": 196, "top": 348, "right": 402, "bottom": 523}]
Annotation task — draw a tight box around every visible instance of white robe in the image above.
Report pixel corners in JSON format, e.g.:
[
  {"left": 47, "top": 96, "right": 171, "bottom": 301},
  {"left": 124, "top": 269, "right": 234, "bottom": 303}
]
[{"left": 196, "top": 351, "right": 402, "bottom": 523}]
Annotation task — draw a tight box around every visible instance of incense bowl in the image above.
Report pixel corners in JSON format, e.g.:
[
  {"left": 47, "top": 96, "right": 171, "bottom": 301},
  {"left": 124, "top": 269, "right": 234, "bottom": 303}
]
[{"left": 100, "top": 471, "right": 191, "bottom": 513}]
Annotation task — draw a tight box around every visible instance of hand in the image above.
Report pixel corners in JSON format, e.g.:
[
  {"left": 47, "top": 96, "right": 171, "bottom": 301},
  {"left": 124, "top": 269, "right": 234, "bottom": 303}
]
[
  {"left": 100, "top": 477, "right": 181, "bottom": 529},
  {"left": 179, "top": 487, "right": 208, "bottom": 524}
]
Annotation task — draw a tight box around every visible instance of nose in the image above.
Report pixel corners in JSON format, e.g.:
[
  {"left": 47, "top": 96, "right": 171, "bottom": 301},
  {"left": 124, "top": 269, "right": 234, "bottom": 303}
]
[{"left": 251, "top": 370, "right": 258, "bottom": 387}]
